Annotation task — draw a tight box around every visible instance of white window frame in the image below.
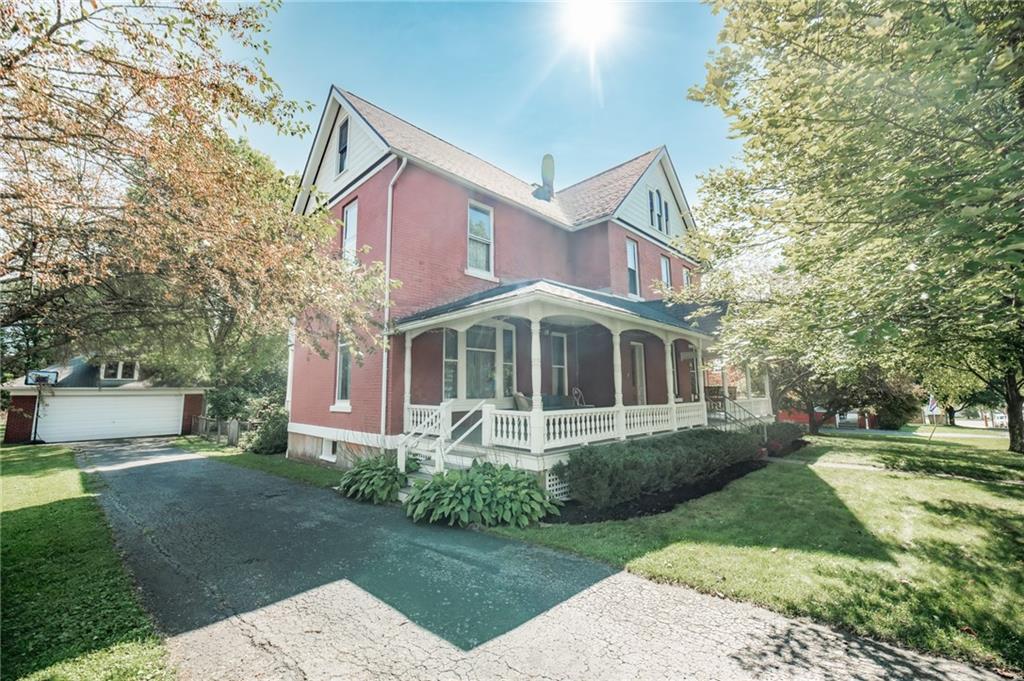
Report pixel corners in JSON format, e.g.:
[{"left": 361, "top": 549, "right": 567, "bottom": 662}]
[
  {"left": 443, "top": 320, "right": 516, "bottom": 404},
  {"left": 342, "top": 200, "right": 358, "bottom": 263},
  {"left": 656, "top": 189, "right": 663, "bottom": 231},
  {"left": 320, "top": 439, "right": 339, "bottom": 463},
  {"left": 466, "top": 200, "right": 495, "bottom": 279},
  {"left": 626, "top": 238, "right": 640, "bottom": 297},
  {"left": 101, "top": 361, "right": 138, "bottom": 380},
  {"left": 331, "top": 339, "right": 352, "bottom": 412},
  {"left": 551, "top": 332, "right": 568, "bottom": 396},
  {"left": 630, "top": 341, "right": 648, "bottom": 405},
  {"left": 660, "top": 255, "right": 672, "bottom": 287},
  {"left": 682, "top": 268, "right": 692, "bottom": 288}
]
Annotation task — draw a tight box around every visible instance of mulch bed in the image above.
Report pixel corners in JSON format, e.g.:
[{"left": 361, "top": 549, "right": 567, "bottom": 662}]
[{"left": 548, "top": 459, "right": 768, "bottom": 525}]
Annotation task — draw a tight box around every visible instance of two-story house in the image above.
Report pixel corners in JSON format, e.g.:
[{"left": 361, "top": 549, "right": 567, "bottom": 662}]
[{"left": 286, "top": 87, "right": 771, "bottom": 495}]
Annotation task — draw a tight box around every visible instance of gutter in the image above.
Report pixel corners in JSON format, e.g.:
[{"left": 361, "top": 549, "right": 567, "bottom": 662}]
[{"left": 379, "top": 156, "right": 408, "bottom": 446}]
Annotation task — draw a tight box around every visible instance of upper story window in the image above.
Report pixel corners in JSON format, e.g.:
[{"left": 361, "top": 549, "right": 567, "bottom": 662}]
[
  {"left": 660, "top": 255, "right": 672, "bottom": 286},
  {"left": 664, "top": 201, "right": 670, "bottom": 232},
  {"left": 626, "top": 239, "right": 640, "bottom": 296},
  {"left": 656, "top": 190, "right": 663, "bottom": 231},
  {"left": 648, "top": 190, "right": 655, "bottom": 226},
  {"left": 337, "top": 120, "right": 349, "bottom": 174},
  {"left": 467, "top": 201, "right": 494, "bottom": 276},
  {"left": 682, "top": 268, "right": 692, "bottom": 288},
  {"left": 102, "top": 361, "right": 137, "bottom": 380},
  {"left": 342, "top": 200, "right": 358, "bottom": 262},
  {"left": 336, "top": 339, "right": 351, "bottom": 402}
]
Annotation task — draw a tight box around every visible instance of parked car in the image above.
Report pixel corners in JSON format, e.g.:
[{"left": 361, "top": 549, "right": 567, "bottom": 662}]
[{"left": 992, "top": 412, "right": 1008, "bottom": 428}]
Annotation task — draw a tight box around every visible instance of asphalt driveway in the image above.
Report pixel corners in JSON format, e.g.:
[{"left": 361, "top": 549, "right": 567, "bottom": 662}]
[{"left": 79, "top": 439, "right": 999, "bottom": 680}]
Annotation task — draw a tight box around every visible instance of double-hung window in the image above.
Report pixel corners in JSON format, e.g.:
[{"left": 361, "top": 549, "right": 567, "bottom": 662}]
[
  {"left": 648, "top": 190, "right": 655, "bottom": 226},
  {"left": 467, "top": 202, "right": 494, "bottom": 276},
  {"left": 682, "top": 268, "right": 692, "bottom": 288},
  {"left": 551, "top": 333, "right": 568, "bottom": 396},
  {"left": 626, "top": 239, "right": 640, "bottom": 296},
  {"left": 342, "top": 200, "right": 358, "bottom": 262},
  {"left": 465, "top": 325, "right": 497, "bottom": 398},
  {"left": 442, "top": 329, "right": 458, "bottom": 399},
  {"left": 660, "top": 255, "right": 672, "bottom": 286},
  {"left": 335, "top": 339, "right": 351, "bottom": 403},
  {"left": 664, "top": 201, "right": 670, "bottom": 232},
  {"left": 337, "top": 120, "right": 349, "bottom": 174}
]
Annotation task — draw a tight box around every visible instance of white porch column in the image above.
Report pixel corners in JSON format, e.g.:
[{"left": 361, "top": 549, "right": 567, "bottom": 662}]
[
  {"left": 745, "top": 366, "right": 753, "bottom": 399},
  {"left": 664, "top": 336, "right": 678, "bottom": 431},
  {"left": 529, "top": 316, "right": 544, "bottom": 453},
  {"left": 612, "top": 329, "right": 626, "bottom": 440},
  {"left": 696, "top": 340, "right": 706, "bottom": 403},
  {"left": 763, "top": 370, "right": 772, "bottom": 412},
  {"left": 403, "top": 331, "right": 414, "bottom": 432}
]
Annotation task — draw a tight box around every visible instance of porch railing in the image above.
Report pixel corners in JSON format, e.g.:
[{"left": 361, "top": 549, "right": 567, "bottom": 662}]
[
  {"left": 728, "top": 397, "right": 773, "bottom": 418},
  {"left": 544, "top": 406, "right": 618, "bottom": 449},
  {"left": 482, "top": 401, "right": 709, "bottom": 451},
  {"left": 675, "top": 401, "right": 708, "bottom": 428},
  {"left": 624, "top": 404, "right": 673, "bottom": 436}
]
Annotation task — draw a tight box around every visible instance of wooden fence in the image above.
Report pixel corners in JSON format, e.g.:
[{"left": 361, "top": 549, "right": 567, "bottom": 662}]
[{"left": 191, "top": 415, "right": 254, "bottom": 447}]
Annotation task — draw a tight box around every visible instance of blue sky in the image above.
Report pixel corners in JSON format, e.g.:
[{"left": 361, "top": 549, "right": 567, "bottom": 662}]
[{"left": 238, "top": 1, "right": 739, "bottom": 203}]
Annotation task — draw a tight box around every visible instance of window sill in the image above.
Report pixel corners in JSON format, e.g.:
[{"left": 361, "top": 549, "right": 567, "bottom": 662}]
[
  {"left": 465, "top": 268, "right": 499, "bottom": 283},
  {"left": 319, "top": 453, "right": 338, "bottom": 463},
  {"left": 329, "top": 401, "right": 352, "bottom": 413},
  {"left": 627, "top": 293, "right": 644, "bottom": 301}
]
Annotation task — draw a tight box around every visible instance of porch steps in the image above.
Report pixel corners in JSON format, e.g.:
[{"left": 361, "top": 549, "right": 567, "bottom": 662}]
[{"left": 397, "top": 441, "right": 481, "bottom": 502}]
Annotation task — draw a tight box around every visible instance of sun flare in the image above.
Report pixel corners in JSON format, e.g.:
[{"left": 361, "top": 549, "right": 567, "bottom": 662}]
[{"left": 562, "top": 0, "right": 620, "bottom": 52}]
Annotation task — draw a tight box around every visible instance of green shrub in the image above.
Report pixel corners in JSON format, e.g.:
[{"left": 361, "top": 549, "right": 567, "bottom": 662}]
[
  {"left": 763, "top": 422, "right": 804, "bottom": 453},
  {"left": 553, "top": 429, "right": 761, "bottom": 511},
  {"left": 404, "top": 461, "right": 560, "bottom": 528},
  {"left": 338, "top": 454, "right": 406, "bottom": 504},
  {"left": 241, "top": 403, "right": 288, "bottom": 454}
]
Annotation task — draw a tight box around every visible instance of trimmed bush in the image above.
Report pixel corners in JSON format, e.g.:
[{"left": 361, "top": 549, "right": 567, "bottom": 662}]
[
  {"left": 241, "top": 403, "right": 288, "bottom": 454},
  {"left": 339, "top": 454, "right": 406, "bottom": 504},
  {"left": 404, "top": 461, "right": 560, "bottom": 528},
  {"left": 762, "top": 422, "right": 805, "bottom": 455},
  {"left": 553, "top": 429, "right": 760, "bottom": 511}
]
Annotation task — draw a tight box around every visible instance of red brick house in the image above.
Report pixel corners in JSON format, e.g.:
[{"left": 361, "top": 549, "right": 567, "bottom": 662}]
[{"left": 286, "top": 87, "right": 771, "bottom": 492}]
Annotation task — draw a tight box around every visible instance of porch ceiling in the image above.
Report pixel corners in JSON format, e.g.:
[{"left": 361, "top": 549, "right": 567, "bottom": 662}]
[{"left": 395, "top": 279, "right": 724, "bottom": 341}]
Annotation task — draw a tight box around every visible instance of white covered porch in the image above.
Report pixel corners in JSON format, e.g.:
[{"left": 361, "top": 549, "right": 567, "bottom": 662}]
[{"left": 393, "top": 281, "right": 772, "bottom": 473}]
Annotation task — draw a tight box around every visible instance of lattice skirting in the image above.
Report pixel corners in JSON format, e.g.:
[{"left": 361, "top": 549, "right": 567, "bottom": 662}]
[{"left": 545, "top": 470, "right": 571, "bottom": 501}]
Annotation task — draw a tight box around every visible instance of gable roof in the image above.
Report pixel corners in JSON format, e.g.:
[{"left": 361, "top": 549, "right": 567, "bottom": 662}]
[
  {"left": 333, "top": 88, "right": 669, "bottom": 228},
  {"left": 395, "top": 279, "right": 724, "bottom": 338}
]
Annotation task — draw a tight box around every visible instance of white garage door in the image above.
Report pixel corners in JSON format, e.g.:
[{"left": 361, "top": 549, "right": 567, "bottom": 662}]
[{"left": 36, "top": 393, "right": 184, "bottom": 442}]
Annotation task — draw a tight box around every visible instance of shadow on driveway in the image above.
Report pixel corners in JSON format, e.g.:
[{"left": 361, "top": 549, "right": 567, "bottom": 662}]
[{"left": 78, "top": 438, "right": 615, "bottom": 650}]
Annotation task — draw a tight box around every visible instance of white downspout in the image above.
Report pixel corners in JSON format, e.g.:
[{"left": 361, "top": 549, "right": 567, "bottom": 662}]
[{"left": 379, "top": 156, "right": 408, "bottom": 447}]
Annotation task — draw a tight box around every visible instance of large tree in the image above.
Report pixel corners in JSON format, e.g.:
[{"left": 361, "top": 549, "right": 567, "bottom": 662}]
[
  {"left": 688, "top": 0, "right": 1024, "bottom": 451},
  {"left": 1, "top": 1, "right": 388, "bottom": 370}
]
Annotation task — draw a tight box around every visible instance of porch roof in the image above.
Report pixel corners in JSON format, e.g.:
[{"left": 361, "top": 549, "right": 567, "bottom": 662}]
[{"left": 395, "top": 279, "right": 726, "bottom": 338}]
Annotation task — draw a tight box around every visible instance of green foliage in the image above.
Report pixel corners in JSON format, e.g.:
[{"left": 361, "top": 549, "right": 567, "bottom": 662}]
[
  {"left": 874, "top": 392, "right": 921, "bottom": 431},
  {"left": 686, "top": 0, "right": 1024, "bottom": 452},
  {"left": 338, "top": 454, "right": 407, "bottom": 504},
  {"left": 240, "top": 401, "right": 288, "bottom": 455},
  {"left": 404, "top": 461, "right": 560, "bottom": 528},
  {"left": 763, "top": 422, "right": 805, "bottom": 454},
  {"left": 554, "top": 429, "right": 761, "bottom": 511}
]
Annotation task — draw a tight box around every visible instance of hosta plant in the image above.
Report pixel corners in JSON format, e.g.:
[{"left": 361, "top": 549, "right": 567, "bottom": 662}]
[
  {"left": 338, "top": 454, "right": 406, "bottom": 504},
  {"left": 404, "top": 461, "right": 560, "bottom": 528}
]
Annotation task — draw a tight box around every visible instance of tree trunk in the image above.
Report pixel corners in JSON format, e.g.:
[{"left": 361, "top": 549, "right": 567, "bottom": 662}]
[
  {"left": 1005, "top": 371, "right": 1024, "bottom": 454},
  {"left": 945, "top": 406, "right": 957, "bottom": 427},
  {"left": 806, "top": 402, "right": 820, "bottom": 434}
]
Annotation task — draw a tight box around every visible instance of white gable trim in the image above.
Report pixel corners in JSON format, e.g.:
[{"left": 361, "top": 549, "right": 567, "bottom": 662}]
[
  {"left": 293, "top": 87, "right": 389, "bottom": 214},
  {"left": 612, "top": 148, "right": 696, "bottom": 236}
]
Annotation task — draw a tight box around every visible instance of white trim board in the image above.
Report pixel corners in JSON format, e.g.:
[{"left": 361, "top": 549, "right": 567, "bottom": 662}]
[{"left": 288, "top": 421, "right": 402, "bottom": 449}]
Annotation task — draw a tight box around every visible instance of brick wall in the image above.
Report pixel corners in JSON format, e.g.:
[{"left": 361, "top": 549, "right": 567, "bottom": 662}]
[{"left": 181, "top": 394, "right": 204, "bottom": 434}]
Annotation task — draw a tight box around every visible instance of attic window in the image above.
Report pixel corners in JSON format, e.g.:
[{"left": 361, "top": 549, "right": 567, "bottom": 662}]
[
  {"left": 337, "top": 119, "right": 349, "bottom": 174},
  {"left": 664, "top": 201, "right": 670, "bottom": 232},
  {"left": 648, "top": 190, "right": 655, "bottom": 226},
  {"left": 656, "top": 190, "right": 663, "bottom": 231},
  {"left": 103, "top": 361, "right": 137, "bottom": 380}
]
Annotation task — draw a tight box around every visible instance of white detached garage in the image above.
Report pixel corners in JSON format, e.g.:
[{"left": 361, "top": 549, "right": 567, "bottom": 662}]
[{"left": 3, "top": 357, "right": 205, "bottom": 444}]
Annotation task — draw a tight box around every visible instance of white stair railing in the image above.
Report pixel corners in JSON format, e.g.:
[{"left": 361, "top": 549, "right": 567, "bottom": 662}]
[{"left": 397, "top": 400, "right": 453, "bottom": 472}]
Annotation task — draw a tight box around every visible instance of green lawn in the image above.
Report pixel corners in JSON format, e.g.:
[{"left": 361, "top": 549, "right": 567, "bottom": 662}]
[
  {"left": 0, "top": 443, "right": 172, "bottom": 681},
  {"left": 495, "top": 433, "right": 1024, "bottom": 672},
  {"left": 175, "top": 436, "right": 341, "bottom": 488}
]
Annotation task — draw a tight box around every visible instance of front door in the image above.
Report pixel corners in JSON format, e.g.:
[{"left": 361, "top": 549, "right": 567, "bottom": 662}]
[{"left": 630, "top": 342, "right": 647, "bottom": 405}]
